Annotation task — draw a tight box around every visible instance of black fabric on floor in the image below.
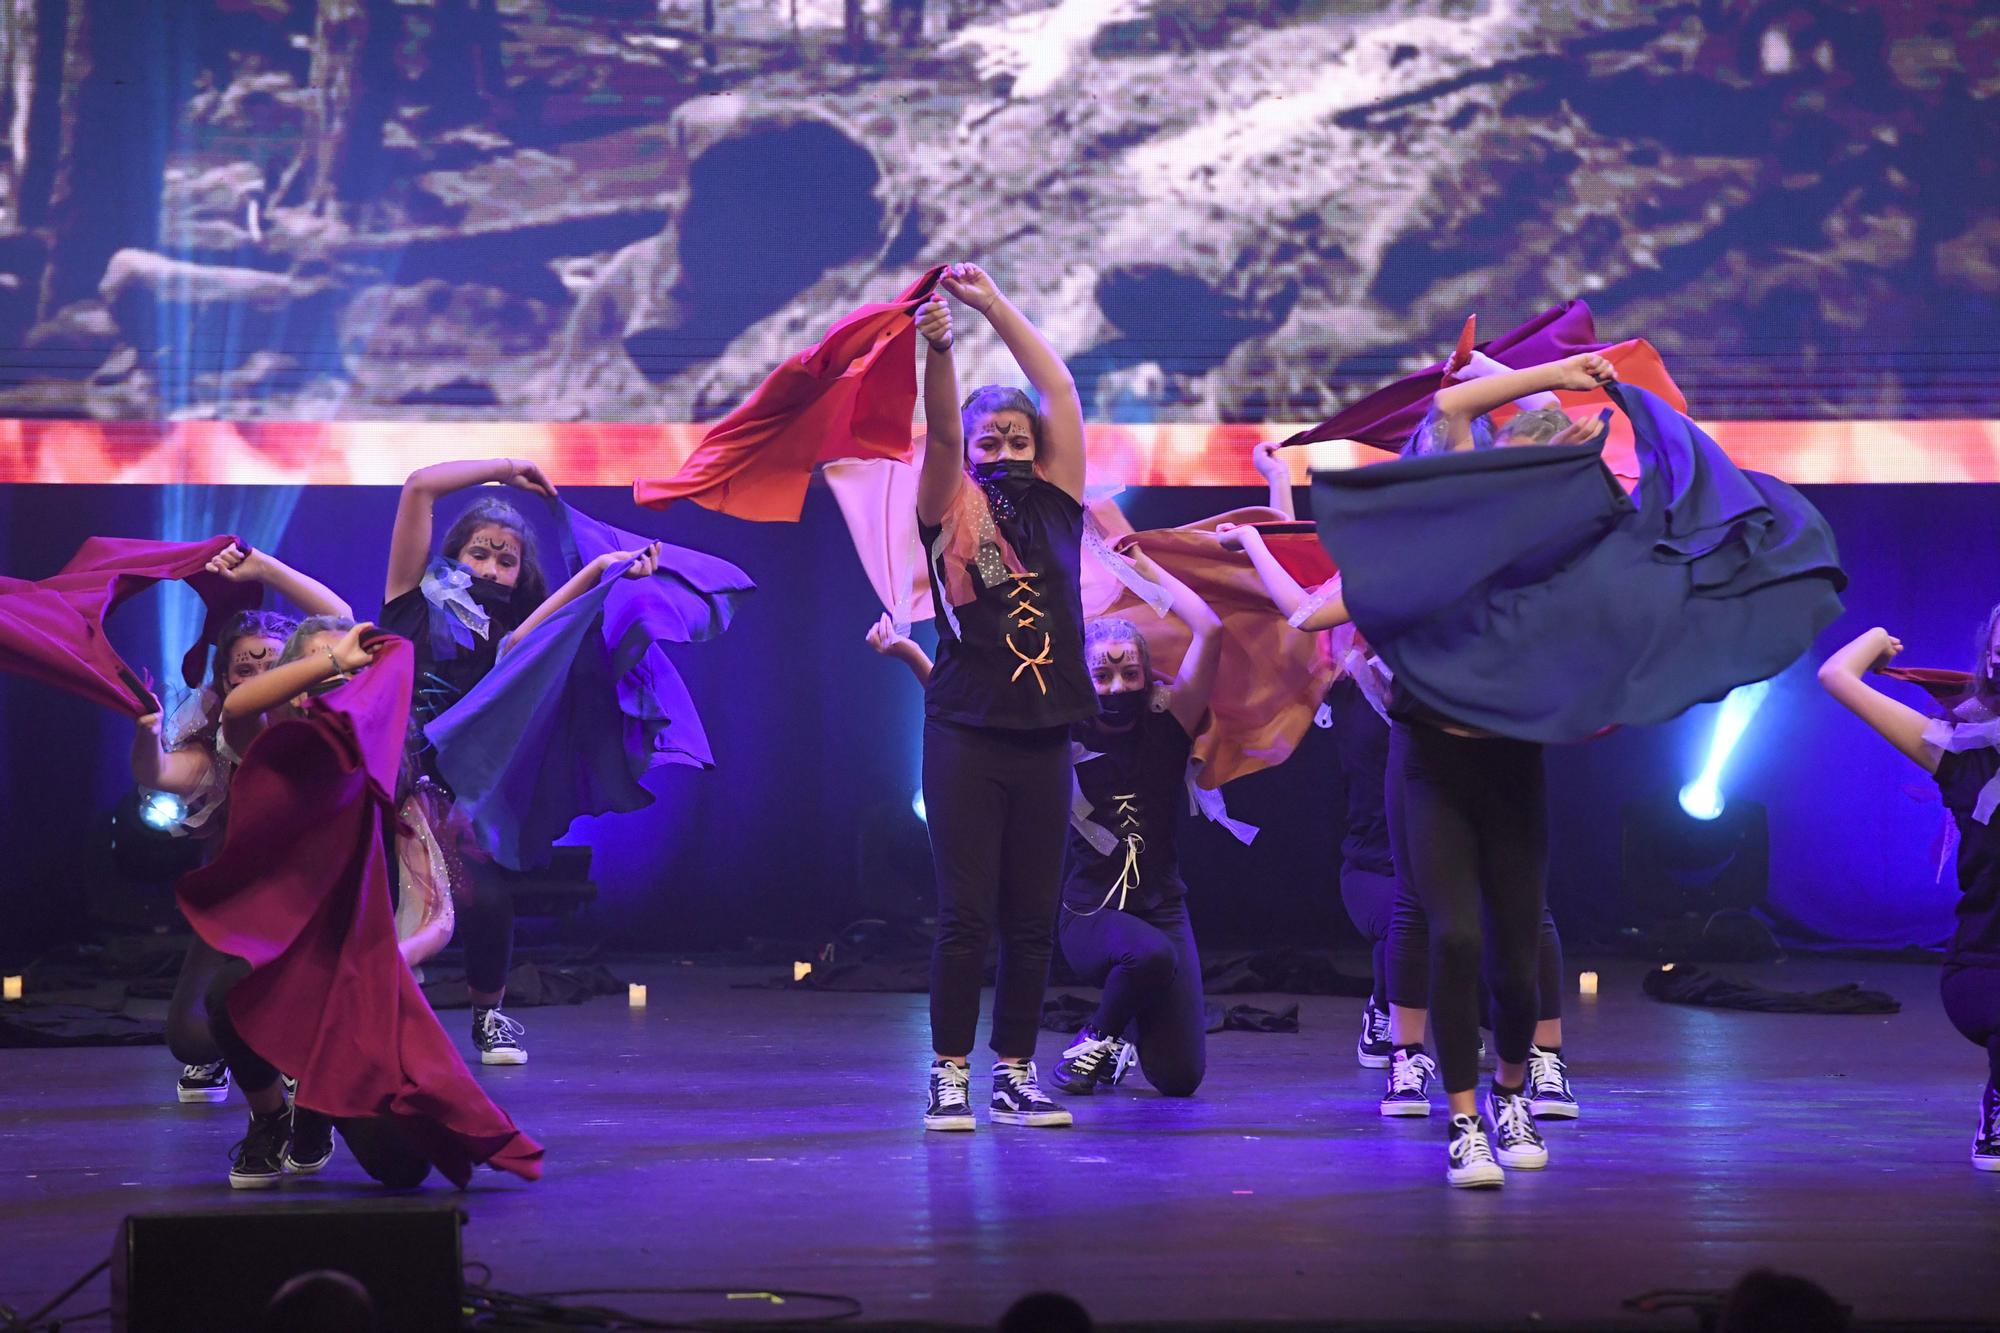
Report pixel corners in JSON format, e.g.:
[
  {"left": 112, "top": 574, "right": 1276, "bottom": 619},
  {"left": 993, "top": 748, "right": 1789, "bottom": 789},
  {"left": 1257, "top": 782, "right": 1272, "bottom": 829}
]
[
  {"left": 1641, "top": 964, "right": 1899, "bottom": 1014},
  {"left": 0, "top": 1001, "right": 165, "bottom": 1048},
  {"left": 759, "top": 947, "right": 1371, "bottom": 997},
  {"left": 1039, "top": 992, "right": 1300, "bottom": 1035},
  {"left": 420, "top": 962, "right": 627, "bottom": 1009}
]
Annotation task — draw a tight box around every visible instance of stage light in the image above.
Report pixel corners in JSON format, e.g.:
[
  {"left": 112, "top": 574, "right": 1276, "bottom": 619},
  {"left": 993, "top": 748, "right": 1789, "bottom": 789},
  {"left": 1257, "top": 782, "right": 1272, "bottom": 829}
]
[
  {"left": 138, "top": 790, "right": 186, "bottom": 832},
  {"left": 912, "top": 789, "right": 926, "bottom": 824},
  {"left": 1677, "top": 681, "right": 1772, "bottom": 821}
]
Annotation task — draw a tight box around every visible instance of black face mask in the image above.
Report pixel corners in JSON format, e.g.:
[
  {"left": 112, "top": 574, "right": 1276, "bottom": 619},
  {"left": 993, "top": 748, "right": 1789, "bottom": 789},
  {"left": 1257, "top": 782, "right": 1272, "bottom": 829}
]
[
  {"left": 970, "top": 458, "right": 1035, "bottom": 485},
  {"left": 1096, "top": 690, "right": 1145, "bottom": 726},
  {"left": 466, "top": 573, "right": 519, "bottom": 621}
]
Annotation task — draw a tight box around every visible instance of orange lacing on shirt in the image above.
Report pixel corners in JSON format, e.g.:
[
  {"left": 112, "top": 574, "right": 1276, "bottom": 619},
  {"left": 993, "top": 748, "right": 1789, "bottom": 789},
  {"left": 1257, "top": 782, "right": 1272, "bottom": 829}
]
[{"left": 1002, "top": 571, "right": 1055, "bottom": 693}]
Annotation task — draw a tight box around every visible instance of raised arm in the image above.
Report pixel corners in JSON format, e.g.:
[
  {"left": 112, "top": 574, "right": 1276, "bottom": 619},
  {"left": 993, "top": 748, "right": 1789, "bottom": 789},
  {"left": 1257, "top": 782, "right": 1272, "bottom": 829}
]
[
  {"left": 384, "top": 458, "right": 556, "bottom": 603},
  {"left": 130, "top": 712, "right": 216, "bottom": 795},
  {"left": 942, "top": 263, "right": 1084, "bottom": 504},
  {"left": 1818, "top": 627, "right": 1938, "bottom": 772},
  {"left": 1431, "top": 352, "right": 1614, "bottom": 451},
  {"left": 1252, "top": 442, "right": 1296, "bottom": 519},
  {"left": 866, "top": 614, "right": 933, "bottom": 688},
  {"left": 500, "top": 544, "right": 661, "bottom": 653},
  {"left": 916, "top": 293, "right": 965, "bottom": 528},
  {"left": 1218, "top": 524, "right": 1350, "bottom": 631},
  {"left": 1127, "top": 550, "right": 1222, "bottom": 733},
  {"left": 219, "top": 623, "right": 378, "bottom": 755},
  {"left": 206, "top": 544, "right": 351, "bottom": 618}
]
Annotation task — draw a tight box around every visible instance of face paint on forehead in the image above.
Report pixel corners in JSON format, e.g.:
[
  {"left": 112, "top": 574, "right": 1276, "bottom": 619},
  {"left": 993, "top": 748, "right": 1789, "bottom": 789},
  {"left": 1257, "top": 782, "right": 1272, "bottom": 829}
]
[
  {"left": 1089, "top": 644, "right": 1141, "bottom": 672},
  {"left": 230, "top": 642, "right": 274, "bottom": 670}
]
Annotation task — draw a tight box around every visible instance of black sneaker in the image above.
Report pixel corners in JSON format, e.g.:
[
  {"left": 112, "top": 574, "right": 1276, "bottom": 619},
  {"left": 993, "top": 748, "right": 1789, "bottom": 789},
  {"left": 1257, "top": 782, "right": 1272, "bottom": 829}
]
[
  {"left": 177, "top": 1061, "right": 230, "bottom": 1104},
  {"left": 1483, "top": 1085, "right": 1548, "bottom": 1170},
  {"left": 1446, "top": 1113, "right": 1504, "bottom": 1188},
  {"left": 1356, "top": 997, "right": 1393, "bottom": 1069},
  {"left": 991, "top": 1060, "right": 1072, "bottom": 1127},
  {"left": 473, "top": 1007, "right": 527, "bottom": 1066},
  {"left": 1104, "top": 1036, "right": 1137, "bottom": 1087},
  {"left": 284, "top": 1105, "right": 337, "bottom": 1175},
  {"left": 1051, "top": 1028, "right": 1120, "bottom": 1095},
  {"left": 1380, "top": 1047, "right": 1436, "bottom": 1117},
  {"left": 1527, "top": 1044, "right": 1579, "bottom": 1119},
  {"left": 924, "top": 1061, "right": 975, "bottom": 1132},
  {"left": 228, "top": 1110, "right": 290, "bottom": 1190},
  {"left": 1974, "top": 1080, "right": 2000, "bottom": 1173}
]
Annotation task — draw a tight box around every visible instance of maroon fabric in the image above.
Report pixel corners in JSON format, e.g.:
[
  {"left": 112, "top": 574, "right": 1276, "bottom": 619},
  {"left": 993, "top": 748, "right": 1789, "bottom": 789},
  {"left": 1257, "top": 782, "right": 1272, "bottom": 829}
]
[
  {"left": 176, "top": 635, "right": 543, "bottom": 1187},
  {"left": 0, "top": 534, "right": 259, "bottom": 715},
  {"left": 1282, "top": 301, "right": 1607, "bottom": 451},
  {"left": 1881, "top": 665, "right": 1978, "bottom": 713}
]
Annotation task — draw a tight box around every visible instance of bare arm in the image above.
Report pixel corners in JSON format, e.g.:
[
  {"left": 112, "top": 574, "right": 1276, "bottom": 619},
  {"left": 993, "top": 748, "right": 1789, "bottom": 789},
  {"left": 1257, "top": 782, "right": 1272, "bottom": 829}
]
[
  {"left": 943, "top": 263, "right": 1084, "bottom": 503},
  {"left": 207, "top": 544, "right": 351, "bottom": 618},
  {"left": 1219, "top": 524, "right": 1350, "bottom": 630},
  {"left": 866, "top": 614, "right": 933, "bottom": 688},
  {"left": 130, "top": 713, "right": 216, "bottom": 794},
  {"left": 384, "top": 458, "right": 556, "bottom": 603},
  {"left": 500, "top": 544, "right": 661, "bottom": 653},
  {"left": 1431, "top": 352, "right": 1614, "bottom": 451},
  {"left": 1251, "top": 442, "right": 1295, "bottom": 519},
  {"left": 1128, "top": 550, "right": 1222, "bottom": 732},
  {"left": 916, "top": 294, "right": 965, "bottom": 528},
  {"left": 1818, "top": 627, "right": 1939, "bottom": 772}
]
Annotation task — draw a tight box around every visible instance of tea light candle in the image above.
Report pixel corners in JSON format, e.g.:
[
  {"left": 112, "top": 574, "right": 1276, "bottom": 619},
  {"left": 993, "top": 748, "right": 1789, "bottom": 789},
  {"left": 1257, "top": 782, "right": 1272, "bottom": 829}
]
[
  {"left": 793, "top": 961, "right": 813, "bottom": 982},
  {"left": 627, "top": 983, "right": 647, "bottom": 1007},
  {"left": 3, "top": 975, "right": 21, "bottom": 1001},
  {"left": 1578, "top": 971, "right": 1599, "bottom": 997}
]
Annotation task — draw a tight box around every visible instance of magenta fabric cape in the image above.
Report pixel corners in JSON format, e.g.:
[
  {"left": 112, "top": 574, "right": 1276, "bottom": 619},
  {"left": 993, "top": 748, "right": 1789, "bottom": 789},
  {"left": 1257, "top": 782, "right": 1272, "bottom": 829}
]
[
  {"left": 0, "top": 534, "right": 260, "bottom": 715},
  {"left": 176, "top": 635, "right": 544, "bottom": 1187},
  {"left": 1283, "top": 301, "right": 1610, "bottom": 451}
]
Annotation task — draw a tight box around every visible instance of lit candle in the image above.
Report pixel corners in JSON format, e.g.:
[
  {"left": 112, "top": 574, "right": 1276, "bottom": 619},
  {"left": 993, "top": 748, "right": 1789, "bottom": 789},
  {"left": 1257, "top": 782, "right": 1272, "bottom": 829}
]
[
  {"left": 1578, "top": 971, "right": 1599, "bottom": 997},
  {"left": 627, "top": 983, "right": 647, "bottom": 1007},
  {"left": 793, "top": 961, "right": 813, "bottom": 982},
  {"left": 2, "top": 976, "right": 21, "bottom": 1001}
]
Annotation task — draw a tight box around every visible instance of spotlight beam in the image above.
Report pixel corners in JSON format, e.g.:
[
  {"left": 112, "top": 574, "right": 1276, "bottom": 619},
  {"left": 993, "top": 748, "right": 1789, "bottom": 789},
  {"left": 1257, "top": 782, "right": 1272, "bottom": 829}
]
[{"left": 1679, "top": 680, "right": 1772, "bottom": 821}]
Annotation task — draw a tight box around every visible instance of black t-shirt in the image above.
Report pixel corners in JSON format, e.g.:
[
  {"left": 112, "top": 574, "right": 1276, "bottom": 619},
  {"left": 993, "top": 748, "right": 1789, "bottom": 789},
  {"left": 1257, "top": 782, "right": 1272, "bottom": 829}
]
[
  {"left": 1062, "top": 709, "right": 1195, "bottom": 913},
  {"left": 918, "top": 476, "right": 1095, "bottom": 731},
  {"left": 1934, "top": 746, "right": 2000, "bottom": 966},
  {"left": 379, "top": 569, "right": 524, "bottom": 785}
]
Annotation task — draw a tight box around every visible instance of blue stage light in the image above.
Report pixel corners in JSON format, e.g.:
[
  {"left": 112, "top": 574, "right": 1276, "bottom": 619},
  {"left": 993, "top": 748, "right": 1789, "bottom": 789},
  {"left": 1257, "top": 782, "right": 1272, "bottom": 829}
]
[
  {"left": 1678, "top": 680, "right": 1772, "bottom": 822},
  {"left": 912, "top": 789, "right": 927, "bottom": 824},
  {"left": 138, "top": 790, "right": 186, "bottom": 831}
]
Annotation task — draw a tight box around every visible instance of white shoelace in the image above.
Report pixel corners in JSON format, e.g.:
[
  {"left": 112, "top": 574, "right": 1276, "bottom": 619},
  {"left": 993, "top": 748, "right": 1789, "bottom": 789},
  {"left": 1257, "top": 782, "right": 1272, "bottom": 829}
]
[
  {"left": 480, "top": 1010, "right": 526, "bottom": 1042},
  {"left": 1388, "top": 1053, "right": 1432, "bottom": 1094},
  {"left": 1528, "top": 1049, "right": 1568, "bottom": 1097},
  {"left": 1065, "top": 1034, "right": 1115, "bottom": 1074},
  {"left": 182, "top": 1062, "right": 224, "bottom": 1080},
  {"left": 1449, "top": 1115, "right": 1496, "bottom": 1166},
  {"left": 997, "top": 1061, "right": 1051, "bottom": 1103},
  {"left": 1365, "top": 1005, "right": 1391, "bottom": 1044},
  {"left": 1492, "top": 1091, "right": 1541, "bottom": 1146},
  {"left": 932, "top": 1065, "right": 970, "bottom": 1111}
]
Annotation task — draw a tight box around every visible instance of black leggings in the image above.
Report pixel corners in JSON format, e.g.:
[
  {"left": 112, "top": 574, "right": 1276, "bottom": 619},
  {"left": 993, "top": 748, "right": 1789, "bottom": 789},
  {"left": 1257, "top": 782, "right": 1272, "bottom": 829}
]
[
  {"left": 455, "top": 857, "right": 514, "bottom": 997},
  {"left": 1328, "top": 677, "right": 1398, "bottom": 1008},
  {"left": 1385, "top": 885, "right": 1565, "bottom": 1024},
  {"left": 202, "top": 950, "right": 283, "bottom": 1096},
  {"left": 922, "top": 718, "right": 1071, "bottom": 1058},
  {"left": 165, "top": 936, "right": 230, "bottom": 1067},
  {"left": 1387, "top": 723, "right": 1548, "bottom": 1095},
  {"left": 1059, "top": 897, "right": 1205, "bottom": 1097},
  {"left": 1941, "top": 962, "right": 2000, "bottom": 1084}
]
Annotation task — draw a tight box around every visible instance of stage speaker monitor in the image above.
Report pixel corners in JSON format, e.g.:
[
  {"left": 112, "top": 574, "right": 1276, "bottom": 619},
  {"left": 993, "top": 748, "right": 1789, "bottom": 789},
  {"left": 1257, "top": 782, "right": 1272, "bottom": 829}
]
[{"left": 111, "top": 1199, "right": 462, "bottom": 1333}]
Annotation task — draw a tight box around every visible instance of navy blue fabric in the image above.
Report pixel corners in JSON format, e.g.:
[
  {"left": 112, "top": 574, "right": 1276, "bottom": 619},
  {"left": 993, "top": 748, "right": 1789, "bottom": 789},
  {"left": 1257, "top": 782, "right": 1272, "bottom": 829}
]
[
  {"left": 426, "top": 500, "right": 755, "bottom": 870},
  {"left": 1311, "top": 385, "right": 1846, "bottom": 743}
]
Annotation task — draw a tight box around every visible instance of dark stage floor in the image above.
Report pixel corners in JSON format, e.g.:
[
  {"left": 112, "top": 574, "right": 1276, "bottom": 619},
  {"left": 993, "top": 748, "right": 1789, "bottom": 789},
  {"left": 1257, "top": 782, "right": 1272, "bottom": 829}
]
[{"left": 2, "top": 956, "right": 1996, "bottom": 1329}]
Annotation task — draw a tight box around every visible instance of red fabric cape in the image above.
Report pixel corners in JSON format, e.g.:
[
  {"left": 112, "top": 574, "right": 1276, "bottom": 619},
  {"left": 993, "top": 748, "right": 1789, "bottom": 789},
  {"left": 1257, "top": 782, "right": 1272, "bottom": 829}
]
[
  {"left": 0, "top": 534, "right": 260, "bottom": 715},
  {"left": 175, "top": 635, "right": 543, "bottom": 1187},
  {"left": 635, "top": 268, "right": 947, "bottom": 521}
]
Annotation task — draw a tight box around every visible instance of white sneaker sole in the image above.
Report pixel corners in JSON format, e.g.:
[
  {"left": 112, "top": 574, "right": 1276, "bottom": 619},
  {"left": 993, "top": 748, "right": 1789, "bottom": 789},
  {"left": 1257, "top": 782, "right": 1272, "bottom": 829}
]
[
  {"left": 1357, "top": 1047, "right": 1391, "bottom": 1069},
  {"left": 282, "top": 1148, "right": 335, "bottom": 1175},
  {"left": 228, "top": 1171, "right": 284, "bottom": 1191},
  {"left": 923, "top": 1114, "right": 976, "bottom": 1132},
  {"left": 1380, "top": 1099, "right": 1432, "bottom": 1117},
  {"left": 1973, "top": 1152, "right": 2000, "bottom": 1172},
  {"left": 1495, "top": 1144, "right": 1548, "bottom": 1169},
  {"left": 1530, "top": 1099, "right": 1580, "bottom": 1119},
  {"left": 479, "top": 1049, "right": 527, "bottom": 1066},
  {"left": 990, "top": 1109, "right": 1073, "bottom": 1127},
  {"left": 1448, "top": 1164, "right": 1504, "bottom": 1189},
  {"left": 177, "top": 1085, "right": 230, "bottom": 1104}
]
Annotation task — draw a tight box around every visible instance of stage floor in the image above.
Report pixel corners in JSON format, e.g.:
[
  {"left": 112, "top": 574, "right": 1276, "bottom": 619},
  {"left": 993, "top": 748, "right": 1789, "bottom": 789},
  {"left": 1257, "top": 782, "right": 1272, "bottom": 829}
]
[{"left": 2, "top": 956, "right": 1995, "bottom": 1329}]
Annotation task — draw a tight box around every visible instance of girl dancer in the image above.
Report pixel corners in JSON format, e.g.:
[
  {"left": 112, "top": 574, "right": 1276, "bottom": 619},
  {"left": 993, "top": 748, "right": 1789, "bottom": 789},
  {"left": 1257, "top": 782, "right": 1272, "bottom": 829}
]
[
  {"left": 379, "top": 458, "right": 657, "bottom": 1065},
  {"left": 127, "top": 543, "right": 350, "bottom": 1105},
  {"left": 911, "top": 263, "right": 1093, "bottom": 1130},
  {"left": 1819, "top": 621, "right": 2000, "bottom": 1170},
  {"left": 872, "top": 547, "right": 1223, "bottom": 1098}
]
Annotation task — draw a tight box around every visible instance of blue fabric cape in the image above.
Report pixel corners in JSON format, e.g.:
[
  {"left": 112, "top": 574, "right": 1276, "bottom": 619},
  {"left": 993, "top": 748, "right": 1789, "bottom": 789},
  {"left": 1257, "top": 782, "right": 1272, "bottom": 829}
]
[
  {"left": 426, "top": 499, "right": 755, "bottom": 869},
  {"left": 1311, "top": 384, "right": 1845, "bottom": 742}
]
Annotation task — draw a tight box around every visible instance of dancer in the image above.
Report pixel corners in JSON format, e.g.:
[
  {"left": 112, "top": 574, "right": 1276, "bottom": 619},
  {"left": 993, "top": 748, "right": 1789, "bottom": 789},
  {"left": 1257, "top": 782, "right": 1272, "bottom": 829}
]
[
  {"left": 129, "top": 544, "right": 352, "bottom": 1105},
  {"left": 911, "top": 263, "right": 1093, "bottom": 1130},
  {"left": 872, "top": 544, "right": 1223, "bottom": 1098},
  {"left": 1819, "top": 621, "right": 2000, "bottom": 1170},
  {"left": 379, "top": 458, "right": 657, "bottom": 1065}
]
